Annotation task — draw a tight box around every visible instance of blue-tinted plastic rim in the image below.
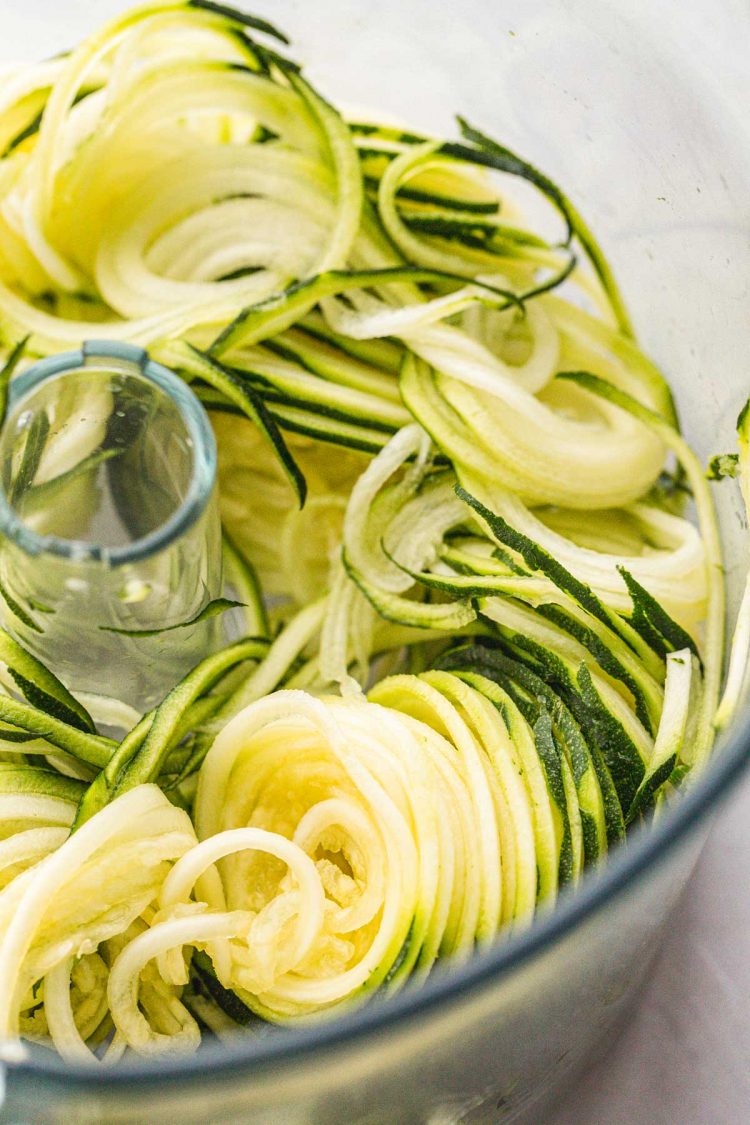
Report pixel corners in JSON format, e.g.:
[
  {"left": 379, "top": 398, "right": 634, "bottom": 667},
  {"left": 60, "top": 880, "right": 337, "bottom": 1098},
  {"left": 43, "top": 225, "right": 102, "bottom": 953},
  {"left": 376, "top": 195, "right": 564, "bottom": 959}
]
[
  {"left": 10, "top": 692, "right": 750, "bottom": 1090},
  {"left": 0, "top": 340, "right": 216, "bottom": 566}
]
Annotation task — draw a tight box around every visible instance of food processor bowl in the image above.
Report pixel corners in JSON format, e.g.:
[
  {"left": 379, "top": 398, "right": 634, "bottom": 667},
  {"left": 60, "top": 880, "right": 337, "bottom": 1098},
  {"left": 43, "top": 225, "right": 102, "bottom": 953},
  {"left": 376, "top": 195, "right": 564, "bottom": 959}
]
[{"left": 0, "top": 0, "right": 747, "bottom": 1121}]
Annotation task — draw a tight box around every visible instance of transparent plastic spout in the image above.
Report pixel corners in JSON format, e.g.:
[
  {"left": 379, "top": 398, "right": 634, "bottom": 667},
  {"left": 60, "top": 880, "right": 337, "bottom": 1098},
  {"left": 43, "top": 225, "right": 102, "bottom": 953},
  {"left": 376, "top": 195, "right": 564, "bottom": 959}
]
[{"left": 0, "top": 341, "right": 222, "bottom": 713}]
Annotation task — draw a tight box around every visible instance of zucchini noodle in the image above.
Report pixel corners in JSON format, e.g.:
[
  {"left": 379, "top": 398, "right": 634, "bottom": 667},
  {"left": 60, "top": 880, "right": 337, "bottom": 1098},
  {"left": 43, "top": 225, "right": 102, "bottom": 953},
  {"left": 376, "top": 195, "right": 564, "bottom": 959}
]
[
  {"left": 0, "top": 0, "right": 742, "bottom": 1065},
  {"left": 0, "top": 785, "right": 195, "bottom": 1060}
]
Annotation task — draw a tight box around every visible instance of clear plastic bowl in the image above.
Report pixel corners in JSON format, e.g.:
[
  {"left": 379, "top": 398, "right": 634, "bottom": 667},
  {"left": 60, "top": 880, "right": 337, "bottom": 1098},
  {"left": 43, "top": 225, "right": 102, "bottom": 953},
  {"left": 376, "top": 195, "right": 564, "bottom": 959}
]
[{"left": 1, "top": 1, "right": 748, "bottom": 1121}]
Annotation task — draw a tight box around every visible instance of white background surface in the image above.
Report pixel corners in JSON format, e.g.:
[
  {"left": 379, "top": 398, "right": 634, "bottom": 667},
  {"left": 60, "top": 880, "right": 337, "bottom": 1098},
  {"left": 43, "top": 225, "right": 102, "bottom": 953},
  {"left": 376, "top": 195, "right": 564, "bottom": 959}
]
[
  {"left": 0, "top": 3, "right": 748, "bottom": 1122},
  {"left": 549, "top": 772, "right": 750, "bottom": 1125}
]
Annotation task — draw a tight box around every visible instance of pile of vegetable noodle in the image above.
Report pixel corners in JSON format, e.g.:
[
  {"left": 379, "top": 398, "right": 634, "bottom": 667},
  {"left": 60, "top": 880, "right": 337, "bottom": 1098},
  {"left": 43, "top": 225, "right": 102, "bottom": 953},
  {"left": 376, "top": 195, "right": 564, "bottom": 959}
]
[{"left": 0, "top": 0, "right": 743, "bottom": 1063}]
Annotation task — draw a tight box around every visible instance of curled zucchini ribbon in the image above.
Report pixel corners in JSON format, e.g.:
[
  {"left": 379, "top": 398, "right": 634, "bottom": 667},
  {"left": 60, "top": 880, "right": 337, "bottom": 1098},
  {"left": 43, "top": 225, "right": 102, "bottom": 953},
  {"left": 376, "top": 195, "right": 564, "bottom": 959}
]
[
  {"left": 0, "top": 784, "right": 195, "bottom": 1062},
  {"left": 101, "top": 674, "right": 607, "bottom": 1039}
]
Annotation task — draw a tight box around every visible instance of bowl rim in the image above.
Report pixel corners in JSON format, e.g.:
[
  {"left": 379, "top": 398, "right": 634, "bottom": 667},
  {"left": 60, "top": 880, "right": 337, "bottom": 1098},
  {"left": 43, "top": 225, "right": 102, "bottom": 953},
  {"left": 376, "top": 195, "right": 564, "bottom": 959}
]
[{"left": 10, "top": 694, "right": 750, "bottom": 1091}]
